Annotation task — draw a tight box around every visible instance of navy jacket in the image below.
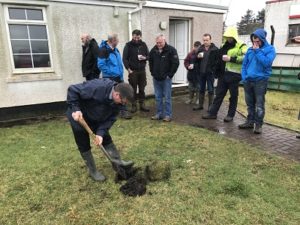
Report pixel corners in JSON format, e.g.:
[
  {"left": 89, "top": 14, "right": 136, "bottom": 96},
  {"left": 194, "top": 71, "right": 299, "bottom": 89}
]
[
  {"left": 67, "top": 79, "right": 120, "bottom": 136},
  {"left": 242, "top": 29, "right": 276, "bottom": 81},
  {"left": 149, "top": 43, "right": 179, "bottom": 81}
]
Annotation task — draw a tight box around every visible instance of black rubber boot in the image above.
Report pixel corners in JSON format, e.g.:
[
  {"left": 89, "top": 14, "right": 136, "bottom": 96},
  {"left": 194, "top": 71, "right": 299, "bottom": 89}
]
[
  {"left": 139, "top": 101, "right": 150, "bottom": 112},
  {"left": 131, "top": 102, "right": 137, "bottom": 113},
  {"left": 104, "top": 143, "right": 134, "bottom": 167},
  {"left": 193, "top": 93, "right": 204, "bottom": 111},
  {"left": 80, "top": 150, "right": 106, "bottom": 181},
  {"left": 185, "top": 91, "right": 194, "bottom": 104},
  {"left": 208, "top": 93, "right": 214, "bottom": 111}
]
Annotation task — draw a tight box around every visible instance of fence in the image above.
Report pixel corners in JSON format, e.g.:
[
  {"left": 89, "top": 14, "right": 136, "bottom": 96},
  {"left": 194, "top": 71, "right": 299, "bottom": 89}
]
[{"left": 268, "top": 67, "right": 300, "bottom": 92}]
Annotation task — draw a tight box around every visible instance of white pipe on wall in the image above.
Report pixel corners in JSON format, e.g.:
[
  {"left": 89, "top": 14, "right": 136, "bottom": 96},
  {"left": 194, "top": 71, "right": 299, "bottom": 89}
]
[{"left": 128, "top": 2, "right": 143, "bottom": 41}]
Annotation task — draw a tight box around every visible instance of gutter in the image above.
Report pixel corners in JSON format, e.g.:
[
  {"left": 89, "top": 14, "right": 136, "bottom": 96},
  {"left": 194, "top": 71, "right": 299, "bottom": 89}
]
[{"left": 128, "top": 2, "right": 144, "bottom": 41}]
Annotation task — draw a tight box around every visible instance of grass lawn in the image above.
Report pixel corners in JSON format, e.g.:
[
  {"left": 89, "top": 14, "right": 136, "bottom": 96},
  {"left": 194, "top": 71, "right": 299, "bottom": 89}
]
[
  {"left": 233, "top": 87, "right": 300, "bottom": 131},
  {"left": 0, "top": 117, "right": 299, "bottom": 225}
]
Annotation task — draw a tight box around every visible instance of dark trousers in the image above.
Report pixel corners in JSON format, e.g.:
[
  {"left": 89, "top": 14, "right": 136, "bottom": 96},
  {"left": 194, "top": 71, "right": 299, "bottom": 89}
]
[
  {"left": 85, "top": 73, "right": 100, "bottom": 80},
  {"left": 199, "top": 72, "right": 214, "bottom": 95},
  {"left": 209, "top": 76, "right": 239, "bottom": 117},
  {"left": 67, "top": 109, "right": 112, "bottom": 153},
  {"left": 243, "top": 79, "right": 268, "bottom": 126},
  {"left": 128, "top": 70, "right": 147, "bottom": 103}
]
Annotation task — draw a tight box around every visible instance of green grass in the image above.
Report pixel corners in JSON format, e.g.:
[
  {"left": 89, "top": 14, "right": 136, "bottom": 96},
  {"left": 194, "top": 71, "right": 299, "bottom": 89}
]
[
  {"left": 234, "top": 87, "right": 300, "bottom": 131},
  {"left": 0, "top": 118, "right": 299, "bottom": 225}
]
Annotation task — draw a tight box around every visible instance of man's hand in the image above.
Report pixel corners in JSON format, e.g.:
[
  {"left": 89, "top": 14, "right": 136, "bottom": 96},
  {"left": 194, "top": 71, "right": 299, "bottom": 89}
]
[
  {"left": 128, "top": 68, "right": 133, "bottom": 74},
  {"left": 253, "top": 42, "right": 259, "bottom": 50},
  {"left": 94, "top": 135, "right": 103, "bottom": 146},
  {"left": 72, "top": 111, "right": 83, "bottom": 121}
]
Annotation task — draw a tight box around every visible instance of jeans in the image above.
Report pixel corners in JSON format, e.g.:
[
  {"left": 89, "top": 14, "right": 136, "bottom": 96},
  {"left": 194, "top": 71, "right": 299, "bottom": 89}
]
[
  {"left": 66, "top": 109, "right": 112, "bottom": 153},
  {"left": 243, "top": 79, "right": 268, "bottom": 126},
  {"left": 128, "top": 70, "right": 147, "bottom": 103},
  {"left": 153, "top": 77, "right": 172, "bottom": 118},
  {"left": 209, "top": 76, "right": 239, "bottom": 117},
  {"left": 199, "top": 72, "right": 214, "bottom": 95}
]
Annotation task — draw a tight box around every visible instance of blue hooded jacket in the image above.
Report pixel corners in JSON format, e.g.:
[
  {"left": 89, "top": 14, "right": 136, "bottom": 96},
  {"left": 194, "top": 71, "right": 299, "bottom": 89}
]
[
  {"left": 242, "top": 28, "right": 276, "bottom": 81},
  {"left": 97, "top": 40, "right": 124, "bottom": 80}
]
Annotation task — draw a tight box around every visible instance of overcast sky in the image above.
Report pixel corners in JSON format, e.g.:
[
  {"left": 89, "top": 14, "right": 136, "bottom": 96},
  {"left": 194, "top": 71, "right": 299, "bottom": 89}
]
[
  {"left": 225, "top": 0, "right": 267, "bottom": 26},
  {"left": 179, "top": 0, "right": 267, "bottom": 26}
]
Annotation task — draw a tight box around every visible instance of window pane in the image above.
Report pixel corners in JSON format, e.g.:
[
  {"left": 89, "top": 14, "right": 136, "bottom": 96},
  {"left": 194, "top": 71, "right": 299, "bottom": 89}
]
[
  {"left": 11, "top": 40, "right": 30, "bottom": 53},
  {"left": 288, "top": 24, "right": 300, "bottom": 43},
  {"left": 29, "top": 25, "right": 47, "bottom": 39},
  {"left": 8, "top": 8, "right": 26, "bottom": 20},
  {"left": 26, "top": 9, "right": 43, "bottom": 20},
  {"left": 33, "top": 54, "right": 51, "bottom": 67},
  {"left": 13, "top": 55, "right": 33, "bottom": 68},
  {"left": 9, "top": 25, "right": 28, "bottom": 39},
  {"left": 31, "top": 40, "right": 49, "bottom": 53}
]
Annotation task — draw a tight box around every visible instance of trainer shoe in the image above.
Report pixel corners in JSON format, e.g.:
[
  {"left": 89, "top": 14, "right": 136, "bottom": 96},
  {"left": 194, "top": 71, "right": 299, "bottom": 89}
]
[
  {"left": 223, "top": 116, "right": 233, "bottom": 122},
  {"left": 238, "top": 121, "right": 254, "bottom": 129},
  {"left": 163, "top": 116, "right": 172, "bottom": 122},
  {"left": 253, "top": 124, "right": 262, "bottom": 134}
]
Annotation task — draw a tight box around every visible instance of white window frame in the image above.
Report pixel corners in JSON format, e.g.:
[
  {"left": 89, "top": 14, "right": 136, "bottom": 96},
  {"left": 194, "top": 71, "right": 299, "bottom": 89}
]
[{"left": 4, "top": 5, "right": 54, "bottom": 74}]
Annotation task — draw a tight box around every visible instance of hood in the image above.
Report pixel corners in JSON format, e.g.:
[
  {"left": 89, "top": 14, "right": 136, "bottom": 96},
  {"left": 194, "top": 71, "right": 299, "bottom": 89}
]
[
  {"left": 251, "top": 28, "right": 268, "bottom": 45},
  {"left": 223, "top": 27, "right": 239, "bottom": 42},
  {"left": 99, "top": 40, "right": 109, "bottom": 48}
]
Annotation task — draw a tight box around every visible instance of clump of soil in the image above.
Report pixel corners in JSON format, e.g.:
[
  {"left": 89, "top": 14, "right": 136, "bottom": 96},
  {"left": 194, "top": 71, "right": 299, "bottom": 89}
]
[{"left": 117, "top": 160, "right": 171, "bottom": 197}]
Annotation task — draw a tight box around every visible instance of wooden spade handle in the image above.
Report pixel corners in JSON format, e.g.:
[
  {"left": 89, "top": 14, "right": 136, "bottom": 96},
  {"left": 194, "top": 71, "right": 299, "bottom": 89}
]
[
  {"left": 78, "top": 117, "right": 114, "bottom": 162},
  {"left": 78, "top": 117, "right": 96, "bottom": 138}
]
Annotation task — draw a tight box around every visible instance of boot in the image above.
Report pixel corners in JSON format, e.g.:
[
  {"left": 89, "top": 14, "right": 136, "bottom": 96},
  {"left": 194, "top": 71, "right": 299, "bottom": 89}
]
[
  {"left": 131, "top": 102, "right": 137, "bottom": 113},
  {"left": 202, "top": 113, "right": 217, "bottom": 119},
  {"left": 139, "top": 101, "right": 150, "bottom": 112},
  {"left": 193, "top": 93, "right": 204, "bottom": 111},
  {"left": 80, "top": 150, "right": 106, "bottom": 181},
  {"left": 185, "top": 91, "right": 194, "bottom": 104},
  {"left": 119, "top": 109, "right": 132, "bottom": 119},
  {"left": 104, "top": 143, "right": 134, "bottom": 167},
  {"left": 208, "top": 93, "right": 214, "bottom": 111}
]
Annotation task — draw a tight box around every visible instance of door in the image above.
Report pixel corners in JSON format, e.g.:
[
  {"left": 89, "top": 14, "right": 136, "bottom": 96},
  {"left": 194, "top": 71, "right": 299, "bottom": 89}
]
[{"left": 169, "top": 19, "right": 189, "bottom": 84}]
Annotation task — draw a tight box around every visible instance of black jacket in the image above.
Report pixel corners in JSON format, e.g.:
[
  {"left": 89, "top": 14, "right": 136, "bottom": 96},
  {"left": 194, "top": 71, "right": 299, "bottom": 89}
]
[
  {"left": 149, "top": 43, "right": 179, "bottom": 81},
  {"left": 122, "top": 40, "right": 149, "bottom": 71},
  {"left": 196, "top": 43, "right": 219, "bottom": 75},
  {"left": 67, "top": 79, "right": 120, "bottom": 136},
  {"left": 82, "top": 38, "right": 100, "bottom": 77}
]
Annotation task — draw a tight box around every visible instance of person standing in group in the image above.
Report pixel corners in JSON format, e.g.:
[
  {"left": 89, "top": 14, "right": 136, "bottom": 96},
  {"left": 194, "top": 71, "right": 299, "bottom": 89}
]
[
  {"left": 123, "top": 29, "right": 150, "bottom": 113},
  {"left": 98, "top": 33, "right": 132, "bottom": 119},
  {"left": 81, "top": 33, "right": 100, "bottom": 80},
  {"left": 149, "top": 34, "right": 179, "bottom": 122},
  {"left": 66, "top": 79, "right": 134, "bottom": 181},
  {"left": 239, "top": 28, "right": 276, "bottom": 134},
  {"left": 184, "top": 41, "right": 201, "bottom": 105},
  {"left": 202, "top": 27, "right": 247, "bottom": 122},
  {"left": 193, "top": 34, "right": 219, "bottom": 111}
]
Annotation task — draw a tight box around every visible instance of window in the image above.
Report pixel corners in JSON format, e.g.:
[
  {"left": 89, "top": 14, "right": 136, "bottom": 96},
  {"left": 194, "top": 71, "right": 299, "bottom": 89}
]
[
  {"left": 288, "top": 24, "right": 300, "bottom": 44},
  {"left": 5, "top": 6, "right": 52, "bottom": 72}
]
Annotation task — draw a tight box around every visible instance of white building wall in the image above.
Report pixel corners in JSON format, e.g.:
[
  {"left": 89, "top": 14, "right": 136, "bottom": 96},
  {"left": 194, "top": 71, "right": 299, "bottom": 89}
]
[
  {"left": 0, "top": 0, "right": 226, "bottom": 108},
  {"left": 265, "top": 0, "right": 300, "bottom": 67},
  {"left": 0, "top": 0, "right": 138, "bottom": 108}
]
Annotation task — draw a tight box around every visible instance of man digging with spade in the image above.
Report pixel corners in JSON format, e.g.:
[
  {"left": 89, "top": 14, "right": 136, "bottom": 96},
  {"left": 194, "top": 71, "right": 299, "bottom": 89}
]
[{"left": 66, "top": 79, "right": 134, "bottom": 181}]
